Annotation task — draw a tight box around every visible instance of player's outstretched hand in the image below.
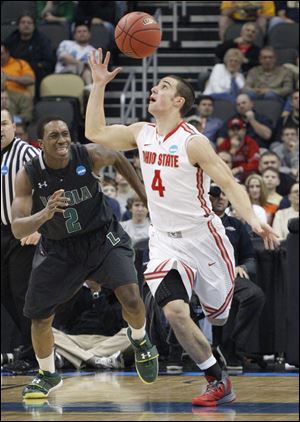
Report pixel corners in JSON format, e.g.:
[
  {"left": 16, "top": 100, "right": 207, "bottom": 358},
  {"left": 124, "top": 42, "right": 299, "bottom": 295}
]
[
  {"left": 88, "top": 48, "right": 122, "bottom": 86},
  {"left": 251, "top": 220, "right": 280, "bottom": 250}
]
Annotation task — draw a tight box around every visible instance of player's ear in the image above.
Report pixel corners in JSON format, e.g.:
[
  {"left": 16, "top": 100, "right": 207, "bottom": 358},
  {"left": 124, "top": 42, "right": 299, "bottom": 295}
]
[{"left": 175, "top": 96, "right": 185, "bottom": 108}]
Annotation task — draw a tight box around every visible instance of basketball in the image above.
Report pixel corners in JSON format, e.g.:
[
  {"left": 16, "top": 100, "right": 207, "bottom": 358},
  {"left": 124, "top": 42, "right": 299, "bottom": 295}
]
[{"left": 114, "top": 11, "right": 162, "bottom": 59}]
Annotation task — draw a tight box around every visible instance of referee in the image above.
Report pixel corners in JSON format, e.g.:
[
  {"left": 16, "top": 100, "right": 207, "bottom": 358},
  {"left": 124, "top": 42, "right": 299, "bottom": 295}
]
[{"left": 1, "top": 109, "right": 40, "bottom": 366}]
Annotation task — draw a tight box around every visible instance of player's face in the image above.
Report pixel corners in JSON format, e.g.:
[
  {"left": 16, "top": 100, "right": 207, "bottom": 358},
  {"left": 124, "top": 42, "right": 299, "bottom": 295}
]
[
  {"left": 148, "top": 78, "right": 182, "bottom": 116},
  {"left": 41, "top": 121, "right": 72, "bottom": 162}
]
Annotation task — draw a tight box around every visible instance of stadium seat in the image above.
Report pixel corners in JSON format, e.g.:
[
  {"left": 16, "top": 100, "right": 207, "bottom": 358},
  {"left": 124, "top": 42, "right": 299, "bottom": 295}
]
[
  {"left": 275, "top": 48, "right": 298, "bottom": 65},
  {"left": 38, "top": 23, "right": 70, "bottom": 51},
  {"left": 34, "top": 99, "right": 75, "bottom": 127},
  {"left": 212, "top": 100, "right": 235, "bottom": 122},
  {"left": 268, "top": 23, "right": 299, "bottom": 49},
  {"left": 90, "top": 24, "right": 111, "bottom": 49},
  {"left": 1, "top": 23, "right": 17, "bottom": 40},
  {"left": 253, "top": 99, "right": 283, "bottom": 127},
  {"left": 1, "top": 1, "right": 36, "bottom": 24},
  {"left": 224, "top": 23, "right": 264, "bottom": 48},
  {"left": 39, "top": 74, "right": 85, "bottom": 112}
]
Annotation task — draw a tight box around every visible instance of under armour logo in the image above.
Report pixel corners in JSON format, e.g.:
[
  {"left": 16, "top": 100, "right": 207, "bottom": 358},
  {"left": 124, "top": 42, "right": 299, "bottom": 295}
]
[
  {"left": 141, "top": 352, "right": 151, "bottom": 360},
  {"left": 38, "top": 181, "right": 48, "bottom": 189}
]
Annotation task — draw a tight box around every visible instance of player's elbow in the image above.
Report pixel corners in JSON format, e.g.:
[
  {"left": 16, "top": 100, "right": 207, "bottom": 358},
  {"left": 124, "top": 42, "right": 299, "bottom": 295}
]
[{"left": 11, "top": 221, "right": 23, "bottom": 239}]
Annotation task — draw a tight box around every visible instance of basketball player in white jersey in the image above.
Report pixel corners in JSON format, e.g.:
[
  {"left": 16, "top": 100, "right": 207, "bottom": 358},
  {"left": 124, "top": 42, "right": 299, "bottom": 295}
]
[{"left": 85, "top": 49, "right": 279, "bottom": 407}]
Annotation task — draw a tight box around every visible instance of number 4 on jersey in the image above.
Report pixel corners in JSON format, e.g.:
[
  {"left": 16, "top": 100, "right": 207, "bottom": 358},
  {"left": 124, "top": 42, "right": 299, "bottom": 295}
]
[{"left": 151, "top": 170, "right": 165, "bottom": 197}]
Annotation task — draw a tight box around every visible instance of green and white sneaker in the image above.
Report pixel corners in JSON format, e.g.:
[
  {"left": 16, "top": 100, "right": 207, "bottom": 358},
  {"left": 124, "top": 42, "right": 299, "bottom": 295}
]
[
  {"left": 127, "top": 328, "right": 159, "bottom": 384},
  {"left": 22, "top": 370, "right": 63, "bottom": 399}
]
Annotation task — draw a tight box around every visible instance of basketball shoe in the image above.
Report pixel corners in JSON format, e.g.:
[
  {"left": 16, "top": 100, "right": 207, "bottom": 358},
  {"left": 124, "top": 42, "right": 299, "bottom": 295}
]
[
  {"left": 127, "top": 328, "right": 159, "bottom": 384},
  {"left": 22, "top": 370, "right": 63, "bottom": 399},
  {"left": 192, "top": 374, "right": 236, "bottom": 407}
]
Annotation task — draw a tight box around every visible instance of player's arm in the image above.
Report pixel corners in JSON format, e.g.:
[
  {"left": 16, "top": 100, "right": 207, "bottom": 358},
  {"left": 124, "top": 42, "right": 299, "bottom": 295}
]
[
  {"left": 11, "top": 168, "right": 70, "bottom": 239},
  {"left": 85, "top": 48, "right": 146, "bottom": 151},
  {"left": 86, "top": 144, "right": 147, "bottom": 206},
  {"left": 187, "top": 135, "right": 279, "bottom": 250}
]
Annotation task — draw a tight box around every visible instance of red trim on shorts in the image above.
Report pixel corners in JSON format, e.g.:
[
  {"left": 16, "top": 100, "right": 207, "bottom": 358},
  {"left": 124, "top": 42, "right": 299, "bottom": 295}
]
[
  {"left": 180, "top": 261, "right": 194, "bottom": 289},
  {"left": 207, "top": 220, "right": 235, "bottom": 283},
  {"left": 196, "top": 168, "right": 211, "bottom": 216},
  {"left": 154, "top": 259, "right": 171, "bottom": 273},
  {"left": 206, "top": 287, "right": 234, "bottom": 319},
  {"left": 144, "top": 271, "right": 168, "bottom": 280}
]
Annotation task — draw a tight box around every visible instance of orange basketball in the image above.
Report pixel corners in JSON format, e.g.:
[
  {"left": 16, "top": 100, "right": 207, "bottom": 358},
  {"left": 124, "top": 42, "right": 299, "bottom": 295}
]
[{"left": 114, "top": 11, "right": 162, "bottom": 59}]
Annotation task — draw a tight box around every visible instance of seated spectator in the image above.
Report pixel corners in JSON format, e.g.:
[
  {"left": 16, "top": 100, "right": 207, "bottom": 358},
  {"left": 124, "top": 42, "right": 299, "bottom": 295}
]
[
  {"left": 216, "top": 22, "right": 260, "bottom": 73},
  {"left": 269, "top": 1, "right": 299, "bottom": 31},
  {"left": 4, "top": 13, "right": 55, "bottom": 93},
  {"left": 52, "top": 283, "right": 133, "bottom": 370},
  {"left": 217, "top": 93, "right": 273, "bottom": 149},
  {"left": 243, "top": 46, "right": 294, "bottom": 103},
  {"left": 186, "top": 95, "right": 223, "bottom": 144},
  {"left": 262, "top": 167, "right": 283, "bottom": 211},
  {"left": 15, "top": 122, "right": 41, "bottom": 149},
  {"left": 259, "top": 150, "right": 295, "bottom": 196},
  {"left": 1, "top": 43, "right": 35, "bottom": 124},
  {"left": 101, "top": 176, "right": 121, "bottom": 221},
  {"left": 217, "top": 117, "right": 260, "bottom": 181},
  {"left": 244, "top": 174, "right": 270, "bottom": 223},
  {"left": 203, "top": 48, "right": 245, "bottom": 103},
  {"left": 1, "top": 89, "right": 22, "bottom": 124},
  {"left": 115, "top": 172, "right": 135, "bottom": 216},
  {"left": 219, "top": 1, "right": 275, "bottom": 41},
  {"left": 209, "top": 186, "right": 265, "bottom": 372},
  {"left": 36, "top": 1, "right": 75, "bottom": 26},
  {"left": 271, "top": 126, "right": 299, "bottom": 179},
  {"left": 275, "top": 90, "right": 299, "bottom": 140},
  {"left": 55, "top": 22, "right": 94, "bottom": 91},
  {"left": 272, "top": 182, "right": 299, "bottom": 241},
  {"left": 121, "top": 195, "right": 150, "bottom": 247}
]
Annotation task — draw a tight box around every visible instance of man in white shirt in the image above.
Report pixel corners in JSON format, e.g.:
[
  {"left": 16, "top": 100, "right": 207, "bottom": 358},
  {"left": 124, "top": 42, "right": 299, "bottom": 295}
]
[
  {"left": 121, "top": 195, "right": 150, "bottom": 246},
  {"left": 273, "top": 183, "right": 299, "bottom": 241}
]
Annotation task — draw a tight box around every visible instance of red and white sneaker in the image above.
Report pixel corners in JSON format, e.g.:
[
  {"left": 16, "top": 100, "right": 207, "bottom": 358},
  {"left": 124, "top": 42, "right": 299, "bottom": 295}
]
[{"left": 192, "top": 375, "right": 236, "bottom": 407}]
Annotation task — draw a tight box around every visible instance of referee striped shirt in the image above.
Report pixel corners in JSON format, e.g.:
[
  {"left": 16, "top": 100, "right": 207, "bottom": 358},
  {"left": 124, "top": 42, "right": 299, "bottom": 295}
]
[{"left": 1, "top": 138, "right": 40, "bottom": 226}]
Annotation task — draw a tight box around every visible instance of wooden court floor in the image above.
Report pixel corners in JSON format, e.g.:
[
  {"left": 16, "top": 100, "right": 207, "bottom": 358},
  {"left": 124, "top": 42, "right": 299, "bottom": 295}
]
[{"left": 1, "top": 371, "right": 299, "bottom": 421}]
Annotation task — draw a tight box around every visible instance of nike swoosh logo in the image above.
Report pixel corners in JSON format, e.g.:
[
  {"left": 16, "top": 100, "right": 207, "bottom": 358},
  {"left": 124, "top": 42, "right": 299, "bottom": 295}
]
[
  {"left": 208, "top": 262, "right": 216, "bottom": 266},
  {"left": 144, "top": 144, "right": 152, "bottom": 146}
]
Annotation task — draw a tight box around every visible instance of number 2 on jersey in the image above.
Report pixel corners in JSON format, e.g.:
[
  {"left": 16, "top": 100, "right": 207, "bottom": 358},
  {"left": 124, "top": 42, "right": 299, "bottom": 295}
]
[{"left": 151, "top": 170, "right": 165, "bottom": 197}]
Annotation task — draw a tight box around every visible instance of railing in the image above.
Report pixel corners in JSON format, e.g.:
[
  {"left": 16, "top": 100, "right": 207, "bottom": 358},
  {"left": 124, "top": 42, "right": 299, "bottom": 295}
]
[{"left": 120, "top": 8, "right": 162, "bottom": 124}]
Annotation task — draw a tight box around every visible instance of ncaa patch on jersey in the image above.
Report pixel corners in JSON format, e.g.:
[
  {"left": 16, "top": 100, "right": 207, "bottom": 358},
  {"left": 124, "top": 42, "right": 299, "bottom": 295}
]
[
  {"left": 76, "top": 165, "right": 86, "bottom": 176},
  {"left": 1, "top": 165, "right": 9, "bottom": 175},
  {"left": 169, "top": 145, "right": 178, "bottom": 154}
]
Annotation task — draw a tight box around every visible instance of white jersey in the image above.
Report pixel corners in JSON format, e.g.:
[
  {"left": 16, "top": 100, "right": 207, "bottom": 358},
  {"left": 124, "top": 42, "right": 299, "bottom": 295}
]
[{"left": 136, "top": 121, "right": 213, "bottom": 232}]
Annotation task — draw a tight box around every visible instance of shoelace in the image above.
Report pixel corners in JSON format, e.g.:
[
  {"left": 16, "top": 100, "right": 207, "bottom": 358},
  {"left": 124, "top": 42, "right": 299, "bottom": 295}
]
[{"left": 206, "top": 380, "right": 223, "bottom": 393}]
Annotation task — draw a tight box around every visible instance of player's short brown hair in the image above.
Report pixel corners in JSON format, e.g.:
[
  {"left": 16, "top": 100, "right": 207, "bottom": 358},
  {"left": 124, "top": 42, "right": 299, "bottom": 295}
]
[{"left": 168, "top": 75, "right": 195, "bottom": 117}]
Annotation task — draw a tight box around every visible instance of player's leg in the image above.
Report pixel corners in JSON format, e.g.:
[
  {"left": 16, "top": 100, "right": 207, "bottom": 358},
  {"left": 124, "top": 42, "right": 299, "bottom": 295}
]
[
  {"left": 114, "top": 283, "right": 159, "bottom": 384},
  {"left": 157, "top": 270, "right": 235, "bottom": 406}
]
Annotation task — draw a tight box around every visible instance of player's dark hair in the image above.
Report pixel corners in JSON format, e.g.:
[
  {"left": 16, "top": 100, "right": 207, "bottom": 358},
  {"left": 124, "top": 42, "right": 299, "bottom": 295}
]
[
  {"left": 37, "top": 116, "right": 69, "bottom": 139},
  {"left": 168, "top": 75, "right": 195, "bottom": 117}
]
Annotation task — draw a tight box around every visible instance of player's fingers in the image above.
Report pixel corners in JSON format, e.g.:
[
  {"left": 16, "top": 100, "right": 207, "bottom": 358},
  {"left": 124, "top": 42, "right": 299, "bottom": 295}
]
[
  {"left": 111, "top": 67, "right": 123, "bottom": 78},
  {"left": 98, "top": 48, "right": 103, "bottom": 64},
  {"left": 104, "top": 50, "right": 110, "bottom": 66}
]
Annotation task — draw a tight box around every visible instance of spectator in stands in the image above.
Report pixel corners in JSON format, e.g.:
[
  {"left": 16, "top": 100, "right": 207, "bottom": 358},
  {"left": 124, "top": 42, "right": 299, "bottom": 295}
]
[
  {"left": 101, "top": 176, "right": 121, "bottom": 221},
  {"left": 15, "top": 122, "right": 41, "bottom": 149},
  {"left": 120, "top": 195, "right": 150, "bottom": 247},
  {"left": 276, "top": 90, "right": 299, "bottom": 139},
  {"left": 272, "top": 182, "right": 299, "bottom": 241},
  {"left": 269, "top": 1, "right": 299, "bottom": 31},
  {"left": 203, "top": 48, "right": 245, "bottom": 102},
  {"left": 1, "top": 43, "right": 35, "bottom": 124},
  {"left": 1, "top": 89, "right": 22, "bottom": 124},
  {"left": 115, "top": 172, "right": 135, "bottom": 216},
  {"left": 219, "top": 1, "right": 275, "bottom": 42},
  {"left": 244, "top": 174, "right": 270, "bottom": 223},
  {"left": 55, "top": 22, "right": 94, "bottom": 91},
  {"left": 36, "top": 1, "right": 75, "bottom": 25},
  {"left": 216, "top": 22, "right": 260, "bottom": 74},
  {"left": 210, "top": 185, "right": 265, "bottom": 372},
  {"left": 243, "top": 46, "right": 294, "bottom": 103},
  {"left": 217, "top": 117, "right": 260, "bottom": 181},
  {"left": 4, "top": 13, "right": 55, "bottom": 93},
  {"left": 271, "top": 126, "right": 299, "bottom": 179},
  {"left": 259, "top": 150, "right": 295, "bottom": 196},
  {"left": 217, "top": 93, "right": 273, "bottom": 149},
  {"left": 186, "top": 95, "right": 223, "bottom": 145},
  {"left": 262, "top": 168, "right": 283, "bottom": 213}
]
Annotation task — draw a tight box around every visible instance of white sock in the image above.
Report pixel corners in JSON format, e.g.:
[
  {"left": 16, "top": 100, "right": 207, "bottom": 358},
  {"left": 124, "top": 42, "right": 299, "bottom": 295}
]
[
  {"left": 129, "top": 322, "right": 146, "bottom": 340},
  {"left": 36, "top": 350, "right": 55, "bottom": 373},
  {"left": 197, "top": 355, "right": 217, "bottom": 371}
]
